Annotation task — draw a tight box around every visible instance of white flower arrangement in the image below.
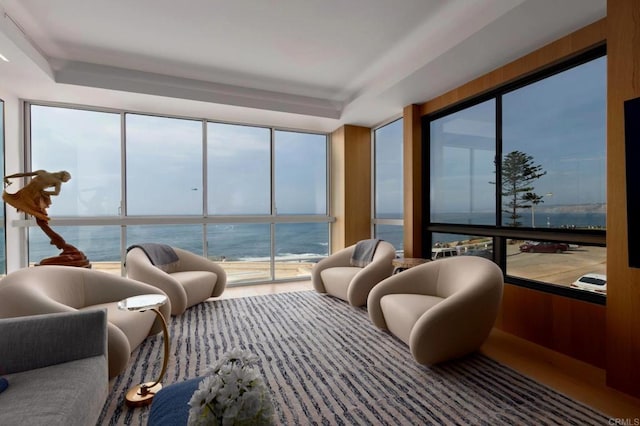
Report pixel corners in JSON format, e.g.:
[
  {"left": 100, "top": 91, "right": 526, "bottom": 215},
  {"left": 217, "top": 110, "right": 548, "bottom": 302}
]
[{"left": 187, "top": 348, "right": 275, "bottom": 426}]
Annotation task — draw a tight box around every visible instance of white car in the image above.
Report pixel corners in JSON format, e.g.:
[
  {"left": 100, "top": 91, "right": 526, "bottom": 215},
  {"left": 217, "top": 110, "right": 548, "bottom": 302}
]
[
  {"left": 571, "top": 273, "right": 607, "bottom": 294},
  {"left": 431, "top": 247, "right": 459, "bottom": 260}
]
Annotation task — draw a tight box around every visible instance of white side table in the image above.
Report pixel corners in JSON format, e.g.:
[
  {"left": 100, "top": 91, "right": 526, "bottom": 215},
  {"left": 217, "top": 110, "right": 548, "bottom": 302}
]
[{"left": 117, "top": 294, "right": 169, "bottom": 407}]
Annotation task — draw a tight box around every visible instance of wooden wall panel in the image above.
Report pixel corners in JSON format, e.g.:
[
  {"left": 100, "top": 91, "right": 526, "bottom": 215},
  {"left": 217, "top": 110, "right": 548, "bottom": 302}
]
[
  {"left": 403, "top": 104, "right": 423, "bottom": 258},
  {"left": 330, "top": 125, "right": 372, "bottom": 252},
  {"left": 498, "top": 284, "right": 555, "bottom": 349},
  {"left": 606, "top": 0, "right": 640, "bottom": 396},
  {"left": 499, "top": 284, "right": 607, "bottom": 368},
  {"left": 330, "top": 126, "right": 346, "bottom": 251},
  {"left": 551, "top": 293, "right": 607, "bottom": 368},
  {"left": 343, "top": 125, "right": 372, "bottom": 247}
]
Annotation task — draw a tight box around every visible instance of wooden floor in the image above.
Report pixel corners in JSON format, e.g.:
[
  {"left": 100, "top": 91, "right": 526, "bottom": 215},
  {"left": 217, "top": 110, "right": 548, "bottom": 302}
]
[{"left": 222, "top": 280, "right": 640, "bottom": 419}]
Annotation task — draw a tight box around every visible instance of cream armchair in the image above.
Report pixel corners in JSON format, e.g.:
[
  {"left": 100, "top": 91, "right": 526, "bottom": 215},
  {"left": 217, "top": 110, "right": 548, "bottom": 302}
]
[
  {"left": 311, "top": 240, "right": 396, "bottom": 307},
  {"left": 126, "top": 246, "right": 227, "bottom": 316},
  {"left": 368, "top": 256, "right": 503, "bottom": 365},
  {"left": 0, "top": 266, "right": 170, "bottom": 378}
]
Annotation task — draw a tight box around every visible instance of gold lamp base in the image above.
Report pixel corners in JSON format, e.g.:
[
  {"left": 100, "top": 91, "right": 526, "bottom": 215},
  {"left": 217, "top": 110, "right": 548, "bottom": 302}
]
[
  {"left": 117, "top": 300, "right": 170, "bottom": 409},
  {"left": 125, "top": 382, "right": 163, "bottom": 407}
]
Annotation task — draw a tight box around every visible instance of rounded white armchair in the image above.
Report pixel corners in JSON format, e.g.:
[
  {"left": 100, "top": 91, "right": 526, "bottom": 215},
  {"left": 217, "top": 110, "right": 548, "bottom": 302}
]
[
  {"left": 0, "top": 265, "right": 170, "bottom": 378},
  {"left": 126, "top": 246, "right": 227, "bottom": 316},
  {"left": 312, "top": 240, "right": 396, "bottom": 307},
  {"left": 368, "top": 256, "right": 504, "bottom": 365}
]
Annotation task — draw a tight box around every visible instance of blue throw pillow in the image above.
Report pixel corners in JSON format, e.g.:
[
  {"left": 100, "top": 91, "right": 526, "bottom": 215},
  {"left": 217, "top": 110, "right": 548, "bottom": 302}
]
[
  {"left": 0, "top": 377, "right": 8, "bottom": 394},
  {"left": 148, "top": 376, "right": 203, "bottom": 426}
]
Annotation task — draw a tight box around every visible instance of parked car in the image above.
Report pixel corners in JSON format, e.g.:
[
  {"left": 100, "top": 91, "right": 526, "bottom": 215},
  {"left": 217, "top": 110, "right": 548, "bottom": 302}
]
[
  {"left": 571, "top": 273, "right": 607, "bottom": 294},
  {"left": 519, "top": 241, "right": 569, "bottom": 253},
  {"left": 431, "top": 247, "right": 459, "bottom": 260}
]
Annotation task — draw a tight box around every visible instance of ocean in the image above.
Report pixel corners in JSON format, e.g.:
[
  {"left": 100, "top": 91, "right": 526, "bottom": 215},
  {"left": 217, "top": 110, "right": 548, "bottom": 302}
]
[
  {"left": 26, "top": 212, "right": 605, "bottom": 264},
  {"left": 28, "top": 222, "right": 333, "bottom": 263}
]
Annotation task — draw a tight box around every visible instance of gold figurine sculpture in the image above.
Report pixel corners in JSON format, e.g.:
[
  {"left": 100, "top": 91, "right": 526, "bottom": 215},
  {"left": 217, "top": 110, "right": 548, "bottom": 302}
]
[{"left": 3, "top": 170, "right": 91, "bottom": 268}]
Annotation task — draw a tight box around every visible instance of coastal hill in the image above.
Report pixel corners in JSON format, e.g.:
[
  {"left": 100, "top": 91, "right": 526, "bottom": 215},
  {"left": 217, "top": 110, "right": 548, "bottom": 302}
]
[{"left": 535, "top": 203, "right": 606, "bottom": 214}]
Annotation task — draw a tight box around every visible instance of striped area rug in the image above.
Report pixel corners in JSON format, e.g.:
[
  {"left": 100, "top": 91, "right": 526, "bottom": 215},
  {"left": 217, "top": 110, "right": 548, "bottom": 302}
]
[{"left": 98, "top": 290, "right": 607, "bottom": 425}]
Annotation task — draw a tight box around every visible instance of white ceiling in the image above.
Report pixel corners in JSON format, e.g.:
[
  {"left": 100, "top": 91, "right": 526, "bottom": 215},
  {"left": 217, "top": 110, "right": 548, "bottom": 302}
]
[{"left": 0, "top": 0, "right": 605, "bottom": 132}]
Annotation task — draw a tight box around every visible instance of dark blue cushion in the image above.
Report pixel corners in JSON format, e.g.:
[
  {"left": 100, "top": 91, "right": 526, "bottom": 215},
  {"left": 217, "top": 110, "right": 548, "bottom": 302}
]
[
  {"left": 0, "top": 377, "right": 8, "bottom": 394},
  {"left": 148, "top": 377, "right": 203, "bottom": 426}
]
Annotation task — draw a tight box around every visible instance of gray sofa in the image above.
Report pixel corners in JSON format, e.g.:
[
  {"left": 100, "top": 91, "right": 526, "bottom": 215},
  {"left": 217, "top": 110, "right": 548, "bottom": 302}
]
[{"left": 0, "top": 310, "right": 109, "bottom": 426}]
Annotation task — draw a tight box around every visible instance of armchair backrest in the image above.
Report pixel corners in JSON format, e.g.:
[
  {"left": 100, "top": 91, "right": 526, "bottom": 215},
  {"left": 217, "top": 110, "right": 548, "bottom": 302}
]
[
  {"left": 0, "top": 266, "right": 88, "bottom": 312},
  {"left": 429, "top": 256, "right": 503, "bottom": 299},
  {"left": 0, "top": 266, "right": 165, "bottom": 315},
  {"left": 334, "top": 240, "right": 397, "bottom": 268},
  {"left": 126, "top": 247, "right": 179, "bottom": 273},
  {"left": 371, "top": 241, "right": 397, "bottom": 263},
  {"left": 127, "top": 246, "right": 208, "bottom": 274}
]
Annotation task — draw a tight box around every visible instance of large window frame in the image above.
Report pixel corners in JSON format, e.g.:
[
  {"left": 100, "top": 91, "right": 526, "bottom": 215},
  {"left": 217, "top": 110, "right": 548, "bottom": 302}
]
[
  {"left": 20, "top": 103, "right": 332, "bottom": 284},
  {"left": 372, "top": 116, "right": 404, "bottom": 255},
  {"left": 423, "top": 46, "right": 607, "bottom": 305}
]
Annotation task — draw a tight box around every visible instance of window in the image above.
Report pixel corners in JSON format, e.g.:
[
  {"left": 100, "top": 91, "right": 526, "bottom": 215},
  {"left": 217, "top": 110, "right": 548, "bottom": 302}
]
[
  {"left": 126, "top": 114, "right": 202, "bottom": 216},
  {"left": 207, "top": 223, "right": 271, "bottom": 282},
  {"left": 30, "top": 105, "right": 121, "bottom": 217},
  {"left": 373, "top": 118, "right": 403, "bottom": 254},
  {"left": 430, "top": 100, "right": 495, "bottom": 225},
  {"left": 207, "top": 123, "right": 270, "bottom": 215},
  {"left": 24, "top": 105, "right": 331, "bottom": 284},
  {"left": 432, "top": 233, "right": 493, "bottom": 261},
  {"left": 28, "top": 106, "right": 121, "bottom": 265},
  {"left": 425, "top": 48, "right": 606, "bottom": 302},
  {"left": 506, "top": 239, "right": 606, "bottom": 289},
  {"left": 274, "top": 222, "right": 329, "bottom": 280},
  {"left": 501, "top": 57, "right": 606, "bottom": 229},
  {"left": 273, "top": 131, "right": 328, "bottom": 280},
  {"left": 274, "top": 130, "right": 327, "bottom": 215}
]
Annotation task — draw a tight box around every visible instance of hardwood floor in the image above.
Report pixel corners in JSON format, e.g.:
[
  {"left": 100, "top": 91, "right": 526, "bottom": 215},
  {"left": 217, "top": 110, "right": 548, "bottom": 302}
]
[
  {"left": 219, "top": 280, "right": 313, "bottom": 300},
  {"left": 222, "top": 280, "right": 640, "bottom": 420},
  {"left": 481, "top": 328, "right": 640, "bottom": 419}
]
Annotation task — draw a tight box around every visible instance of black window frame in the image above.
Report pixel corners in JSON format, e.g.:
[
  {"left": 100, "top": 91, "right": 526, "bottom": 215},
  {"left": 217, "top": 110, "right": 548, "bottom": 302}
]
[{"left": 422, "top": 44, "right": 607, "bottom": 305}]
